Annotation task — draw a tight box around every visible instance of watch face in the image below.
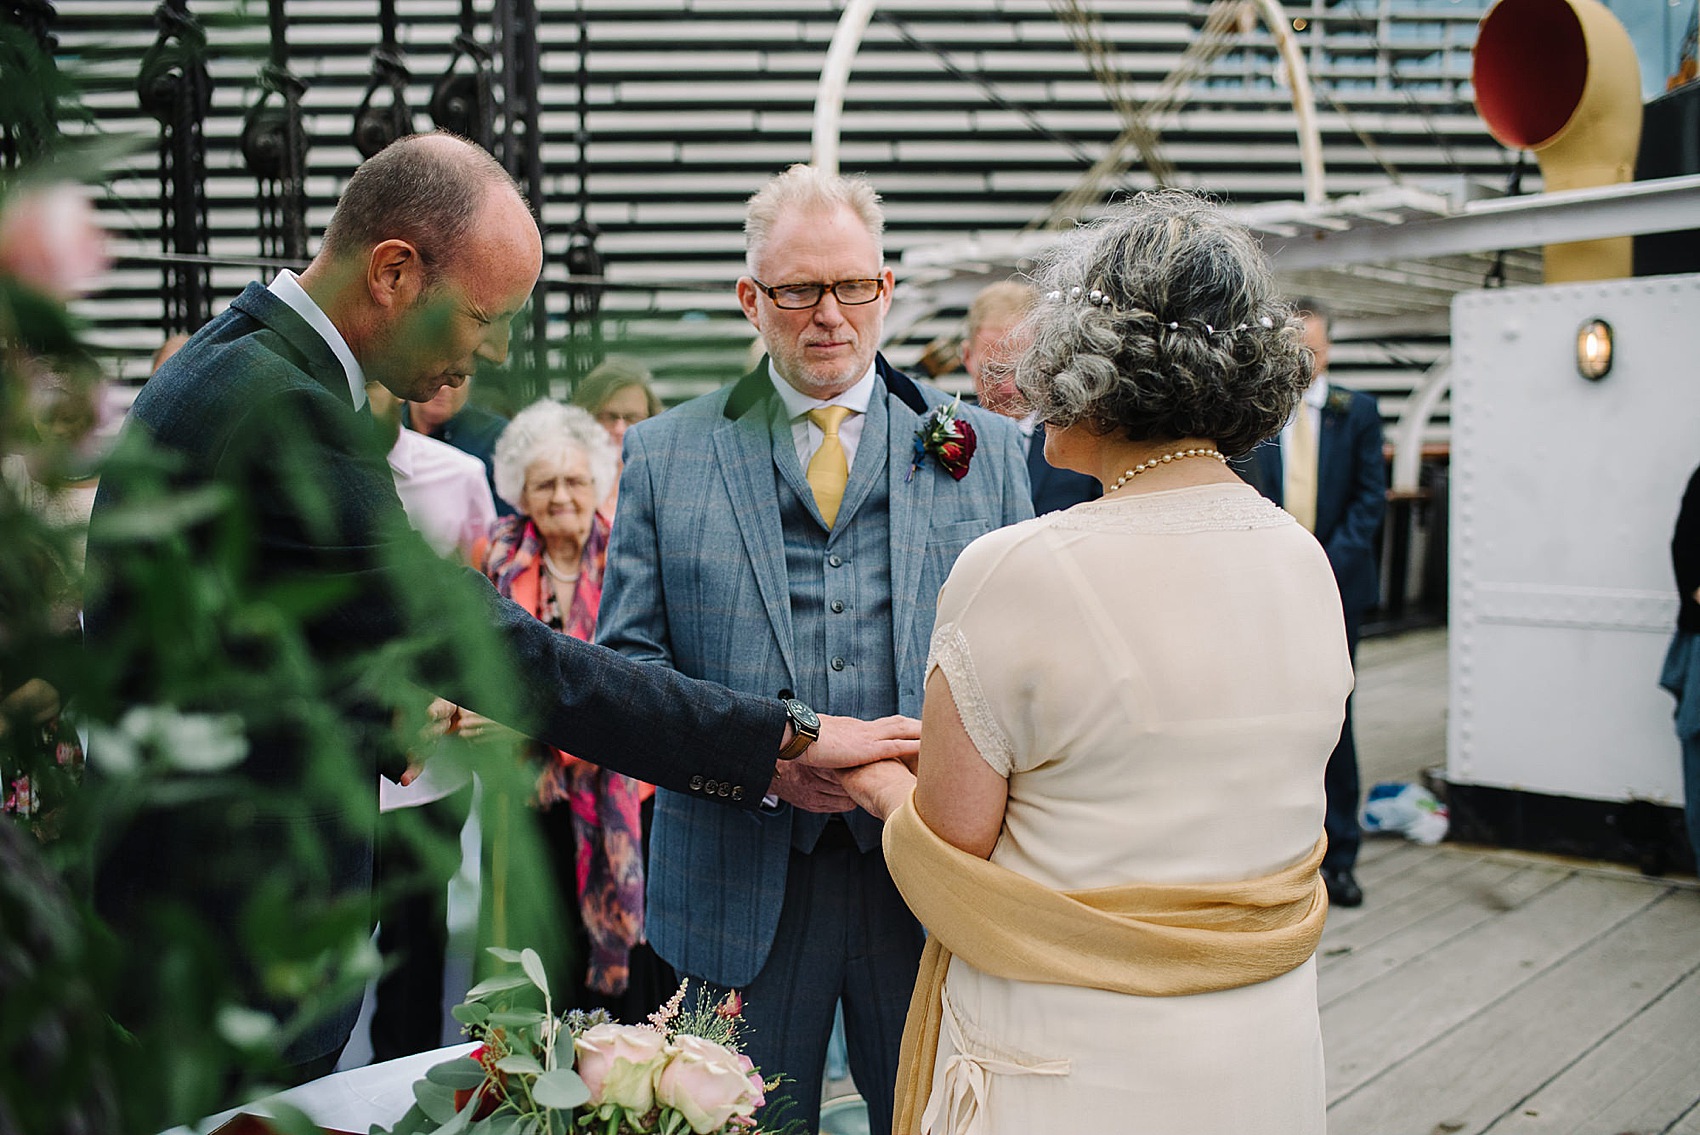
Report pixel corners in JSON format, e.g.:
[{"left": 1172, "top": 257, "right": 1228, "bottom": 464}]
[{"left": 787, "top": 699, "right": 820, "bottom": 732}]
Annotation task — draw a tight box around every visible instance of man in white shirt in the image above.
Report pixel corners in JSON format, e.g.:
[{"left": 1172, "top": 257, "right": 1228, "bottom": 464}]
[{"left": 367, "top": 381, "right": 495, "bottom": 560}]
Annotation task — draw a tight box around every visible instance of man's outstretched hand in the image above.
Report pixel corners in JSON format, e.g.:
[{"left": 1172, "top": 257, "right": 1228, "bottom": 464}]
[
  {"left": 799, "top": 713, "right": 920, "bottom": 770},
  {"left": 767, "top": 713, "right": 919, "bottom": 813},
  {"left": 770, "top": 759, "right": 856, "bottom": 813}
]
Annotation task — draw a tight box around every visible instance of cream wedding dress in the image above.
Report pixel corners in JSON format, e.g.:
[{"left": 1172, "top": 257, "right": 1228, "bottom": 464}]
[{"left": 919, "top": 482, "right": 1350, "bottom": 1135}]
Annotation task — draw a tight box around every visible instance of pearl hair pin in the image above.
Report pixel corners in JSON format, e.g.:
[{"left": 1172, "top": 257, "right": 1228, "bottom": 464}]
[
  {"left": 1107, "top": 447, "right": 1228, "bottom": 493},
  {"left": 1039, "top": 289, "right": 1273, "bottom": 336}
]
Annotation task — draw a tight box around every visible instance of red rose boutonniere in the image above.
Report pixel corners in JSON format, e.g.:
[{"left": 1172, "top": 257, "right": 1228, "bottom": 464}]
[{"left": 908, "top": 397, "right": 978, "bottom": 482}]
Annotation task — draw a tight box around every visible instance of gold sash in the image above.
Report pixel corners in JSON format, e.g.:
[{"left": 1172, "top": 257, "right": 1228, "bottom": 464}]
[{"left": 884, "top": 794, "right": 1329, "bottom": 1135}]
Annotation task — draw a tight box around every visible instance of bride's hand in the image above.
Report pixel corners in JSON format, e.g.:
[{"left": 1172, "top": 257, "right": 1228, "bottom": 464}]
[{"left": 840, "top": 759, "right": 917, "bottom": 822}]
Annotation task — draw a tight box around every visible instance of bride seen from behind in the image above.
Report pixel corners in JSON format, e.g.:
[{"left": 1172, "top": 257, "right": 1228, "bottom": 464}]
[{"left": 844, "top": 190, "right": 1352, "bottom": 1135}]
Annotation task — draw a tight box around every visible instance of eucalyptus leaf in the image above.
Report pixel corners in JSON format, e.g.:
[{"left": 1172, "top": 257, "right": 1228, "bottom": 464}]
[
  {"left": 531, "top": 1067, "right": 590, "bottom": 1109},
  {"left": 485, "top": 946, "right": 526, "bottom": 964},
  {"left": 425, "top": 1056, "right": 489, "bottom": 1089},
  {"left": 519, "top": 948, "right": 549, "bottom": 999},
  {"left": 414, "top": 1078, "right": 460, "bottom": 1124},
  {"left": 434, "top": 1101, "right": 473, "bottom": 1135},
  {"left": 451, "top": 1001, "right": 491, "bottom": 1026},
  {"left": 372, "top": 1104, "right": 430, "bottom": 1135},
  {"left": 485, "top": 1008, "right": 547, "bottom": 1028},
  {"left": 494, "top": 1052, "right": 544, "bottom": 1076},
  {"left": 464, "top": 972, "right": 533, "bottom": 999}
]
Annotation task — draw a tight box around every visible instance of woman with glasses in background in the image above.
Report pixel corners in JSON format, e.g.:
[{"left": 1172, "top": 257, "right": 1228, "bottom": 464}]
[{"left": 571, "top": 356, "right": 664, "bottom": 526}]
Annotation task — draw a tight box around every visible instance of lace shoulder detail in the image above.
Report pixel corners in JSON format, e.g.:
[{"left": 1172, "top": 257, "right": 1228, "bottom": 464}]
[
  {"left": 926, "top": 622, "right": 1015, "bottom": 778},
  {"left": 1048, "top": 484, "right": 1291, "bottom": 535}
]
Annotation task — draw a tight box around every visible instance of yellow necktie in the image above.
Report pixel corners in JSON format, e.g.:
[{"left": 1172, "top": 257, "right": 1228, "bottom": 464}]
[
  {"left": 806, "top": 405, "right": 854, "bottom": 528},
  {"left": 1284, "top": 405, "right": 1317, "bottom": 532}
]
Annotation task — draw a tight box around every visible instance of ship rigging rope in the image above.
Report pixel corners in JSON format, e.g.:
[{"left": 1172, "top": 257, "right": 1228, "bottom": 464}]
[
  {"left": 1036, "top": 0, "right": 1251, "bottom": 230},
  {"left": 353, "top": 0, "right": 413, "bottom": 160},
  {"left": 138, "top": 0, "right": 212, "bottom": 333},
  {"left": 240, "top": 0, "right": 310, "bottom": 263}
]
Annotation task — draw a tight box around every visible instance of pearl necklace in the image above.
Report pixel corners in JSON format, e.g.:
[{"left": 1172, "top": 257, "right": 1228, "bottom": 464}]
[
  {"left": 1107, "top": 447, "right": 1227, "bottom": 493},
  {"left": 541, "top": 551, "right": 581, "bottom": 583}
]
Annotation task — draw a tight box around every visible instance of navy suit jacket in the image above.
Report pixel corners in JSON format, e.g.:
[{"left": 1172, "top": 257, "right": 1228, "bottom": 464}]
[
  {"left": 85, "top": 284, "right": 786, "bottom": 1055},
  {"left": 1026, "top": 423, "right": 1102, "bottom": 514},
  {"left": 1238, "top": 385, "right": 1387, "bottom": 618}
]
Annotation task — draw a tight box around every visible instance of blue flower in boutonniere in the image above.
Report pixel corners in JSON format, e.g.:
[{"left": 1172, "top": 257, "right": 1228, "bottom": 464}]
[{"left": 908, "top": 397, "right": 978, "bottom": 482}]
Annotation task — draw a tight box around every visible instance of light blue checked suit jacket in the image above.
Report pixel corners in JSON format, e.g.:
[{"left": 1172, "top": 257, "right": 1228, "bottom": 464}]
[{"left": 598, "top": 355, "right": 1032, "bottom": 987}]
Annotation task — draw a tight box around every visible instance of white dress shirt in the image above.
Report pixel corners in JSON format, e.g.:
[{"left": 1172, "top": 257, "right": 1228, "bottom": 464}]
[
  {"left": 377, "top": 430, "right": 493, "bottom": 810},
  {"left": 387, "top": 428, "right": 497, "bottom": 559},
  {"left": 268, "top": 269, "right": 367, "bottom": 411},
  {"left": 769, "top": 361, "right": 878, "bottom": 471}
]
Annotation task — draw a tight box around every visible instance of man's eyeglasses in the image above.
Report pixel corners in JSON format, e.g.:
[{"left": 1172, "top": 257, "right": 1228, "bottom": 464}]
[{"left": 751, "top": 278, "right": 886, "bottom": 310}]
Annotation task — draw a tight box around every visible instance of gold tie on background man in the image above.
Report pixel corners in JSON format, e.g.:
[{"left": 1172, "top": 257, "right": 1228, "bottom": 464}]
[
  {"left": 806, "top": 405, "right": 854, "bottom": 527},
  {"left": 1284, "top": 405, "right": 1317, "bottom": 533}
]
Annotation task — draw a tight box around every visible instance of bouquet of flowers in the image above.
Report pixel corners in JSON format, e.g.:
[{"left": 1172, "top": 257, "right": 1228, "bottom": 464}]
[{"left": 378, "top": 949, "right": 780, "bottom": 1135}]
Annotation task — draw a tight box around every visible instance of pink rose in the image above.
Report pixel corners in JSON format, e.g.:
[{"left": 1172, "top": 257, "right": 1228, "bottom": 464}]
[
  {"left": 655, "top": 1035, "right": 764, "bottom": 1133},
  {"left": 0, "top": 182, "right": 110, "bottom": 300},
  {"left": 573, "top": 1022, "right": 668, "bottom": 1113}
]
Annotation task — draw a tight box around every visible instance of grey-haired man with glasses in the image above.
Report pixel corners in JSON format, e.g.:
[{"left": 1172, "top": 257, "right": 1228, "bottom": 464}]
[{"left": 597, "top": 164, "right": 1031, "bottom": 1134}]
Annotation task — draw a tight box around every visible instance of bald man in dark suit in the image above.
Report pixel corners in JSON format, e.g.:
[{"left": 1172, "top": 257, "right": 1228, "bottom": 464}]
[{"left": 86, "top": 133, "right": 915, "bottom": 1084}]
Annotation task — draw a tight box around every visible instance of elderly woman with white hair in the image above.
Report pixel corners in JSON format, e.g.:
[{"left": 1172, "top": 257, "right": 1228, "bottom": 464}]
[{"left": 471, "top": 399, "right": 665, "bottom": 1016}]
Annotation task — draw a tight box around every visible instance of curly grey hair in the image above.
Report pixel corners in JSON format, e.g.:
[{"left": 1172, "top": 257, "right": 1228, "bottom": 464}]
[
  {"left": 1014, "top": 191, "right": 1312, "bottom": 457},
  {"left": 744, "top": 163, "right": 884, "bottom": 275},
  {"left": 492, "top": 400, "right": 618, "bottom": 511}
]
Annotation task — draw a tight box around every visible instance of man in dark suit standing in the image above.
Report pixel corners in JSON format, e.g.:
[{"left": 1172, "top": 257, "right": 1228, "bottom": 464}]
[
  {"left": 961, "top": 280, "right": 1100, "bottom": 514},
  {"left": 1238, "top": 299, "right": 1386, "bottom": 907},
  {"left": 86, "top": 134, "right": 913, "bottom": 1083}
]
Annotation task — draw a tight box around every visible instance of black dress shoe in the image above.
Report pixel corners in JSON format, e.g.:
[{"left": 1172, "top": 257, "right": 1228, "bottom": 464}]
[{"left": 1323, "top": 867, "right": 1363, "bottom": 908}]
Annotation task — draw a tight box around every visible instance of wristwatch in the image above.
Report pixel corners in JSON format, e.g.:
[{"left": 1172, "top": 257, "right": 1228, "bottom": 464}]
[{"left": 776, "top": 697, "right": 821, "bottom": 761}]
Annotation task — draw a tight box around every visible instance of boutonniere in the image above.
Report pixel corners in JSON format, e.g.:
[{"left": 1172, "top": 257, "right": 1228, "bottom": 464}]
[
  {"left": 907, "top": 396, "right": 977, "bottom": 482},
  {"left": 1324, "top": 387, "right": 1354, "bottom": 414}
]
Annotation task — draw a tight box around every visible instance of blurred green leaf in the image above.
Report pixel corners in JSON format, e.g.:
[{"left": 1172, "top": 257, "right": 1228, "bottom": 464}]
[
  {"left": 425, "top": 1057, "right": 488, "bottom": 1090},
  {"left": 451, "top": 1001, "right": 491, "bottom": 1026},
  {"left": 86, "top": 484, "right": 232, "bottom": 541},
  {"left": 414, "top": 1079, "right": 459, "bottom": 1124},
  {"left": 485, "top": 1009, "right": 547, "bottom": 1028},
  {"left": 264, "top": 1104, "right": 324, "bottom": 1135},
  {"left": 519, "top": 948, "right": 549, "bottom": 1000},
  {"left": 531, "top": 1069, "right": 589, "bottom": 1109},
  {"left": 494, "top": 1053, "right": 543, "bottom": 1076},
  {"left": 486, "top": 946, "right": 526, "bottom": 964},
  {"left": 465, "top": 973, "right": 532, "bottom": 999},
  {"left": 214, "top": 1005, "right": 278, "bottom": 1050}
]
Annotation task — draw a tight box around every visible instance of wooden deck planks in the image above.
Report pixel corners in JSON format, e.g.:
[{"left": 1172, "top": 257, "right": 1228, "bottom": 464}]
[
  {"left": 1476, "top": 922, "right": 1700, "bottom": 1135},
  {"left": 1318, "top": 856, "right": 1548, "bottom": 1006},
  {"left": 1326, "top": 886, "right": 1700, "bottom": 1135},
  {"left": 1320, "top": 871, "right": 1666, "bottom": 1103},
  {"left": 1314, "top": 631, "right": 1700, "bottom": 1132}
]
